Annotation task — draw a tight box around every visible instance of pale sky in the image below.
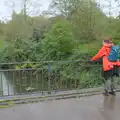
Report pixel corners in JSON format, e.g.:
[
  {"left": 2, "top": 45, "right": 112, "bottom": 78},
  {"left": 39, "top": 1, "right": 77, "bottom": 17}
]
[
  {"left": 0, "top": 0, "right": 119, "bottom": 21},
  {"left": 99, "top": 0, "right": 119, "bottom": 17},
  {"left": 0, "top": 0, "right": 52, "bottom": 21}
]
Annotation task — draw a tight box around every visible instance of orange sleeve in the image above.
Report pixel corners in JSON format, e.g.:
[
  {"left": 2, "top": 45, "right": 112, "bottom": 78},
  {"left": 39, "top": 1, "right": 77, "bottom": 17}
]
[{"left": 91, "top": 46, "right": 106, "bottom": 61}]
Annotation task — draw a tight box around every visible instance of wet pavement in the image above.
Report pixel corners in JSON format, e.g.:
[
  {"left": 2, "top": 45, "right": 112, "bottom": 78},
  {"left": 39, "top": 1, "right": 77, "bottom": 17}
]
[{"left": 0, "top": 93, "right": 120, "bottom": 120}]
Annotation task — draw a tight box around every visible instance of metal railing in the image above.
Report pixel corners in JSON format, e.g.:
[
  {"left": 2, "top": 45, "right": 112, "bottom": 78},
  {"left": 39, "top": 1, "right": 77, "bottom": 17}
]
[{"left": 0, "top": 61, "right": 119, "bottom": 96}]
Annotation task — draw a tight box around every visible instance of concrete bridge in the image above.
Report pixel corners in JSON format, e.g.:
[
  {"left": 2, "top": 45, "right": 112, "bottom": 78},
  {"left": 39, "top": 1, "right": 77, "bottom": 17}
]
[
  {"left": 0, "top": 93, "right": 120, "bottom": 120},
  {"left": 0, "top": 62, "right": 119, "bottom": 120}
]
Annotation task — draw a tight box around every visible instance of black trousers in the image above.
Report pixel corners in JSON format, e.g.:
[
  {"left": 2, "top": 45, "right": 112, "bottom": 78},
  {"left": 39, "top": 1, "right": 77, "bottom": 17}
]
[
  {"left": 103, "top": 66, "right": 119, "bottom": 80},
  {"left": 102, "top": 66, "right": 120, "bottom": 91}
]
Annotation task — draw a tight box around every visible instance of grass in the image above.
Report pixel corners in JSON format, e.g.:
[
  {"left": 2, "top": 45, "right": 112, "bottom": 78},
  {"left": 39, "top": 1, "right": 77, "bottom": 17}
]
[
  {"left": 0, "top": 39, "right": 6, "bottom": 49},
  {"left": 78, "top": 41, "right": 102, "bottom": 54}
]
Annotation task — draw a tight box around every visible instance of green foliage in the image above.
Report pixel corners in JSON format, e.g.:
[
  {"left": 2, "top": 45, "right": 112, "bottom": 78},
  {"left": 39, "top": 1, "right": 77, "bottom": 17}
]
[
  {"left": 0, "top": 0, "right": 120, "bottom": 88},
  {"left": 29, "top": 16, "right": 50, "bottom": 41},
  {"left": 4, "top": 13, "right": 32, "bottom": 41},
  {"left": 0, "top": 38, "right": 41, "bottom": 63},
  {"left": 3, "top": 13, "right": 49, "bottom": 42},
  {"left": 42, "top": 19, "right": 76, "bottom": 60}
]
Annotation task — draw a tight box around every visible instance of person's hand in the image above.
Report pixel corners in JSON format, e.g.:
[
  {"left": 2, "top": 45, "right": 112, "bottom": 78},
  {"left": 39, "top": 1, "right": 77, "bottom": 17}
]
[{"left": 90, "top": 60, "right": 94, "bottom": 64}]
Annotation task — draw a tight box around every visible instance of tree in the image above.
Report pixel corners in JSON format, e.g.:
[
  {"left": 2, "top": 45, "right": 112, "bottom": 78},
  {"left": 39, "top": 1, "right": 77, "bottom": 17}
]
[
  {"left": 4, "top": 12, "right": 32, "bottom": 41},
  {"left": 114, "top": 0, "right": 120, "bottom": 19},
  {"left": 4, "top": 0, "right": 15, "bottom": 13},
  {"left": 3, "top": 11, "right": 50, "bottom": 41},
  {"left": 29, "top": 16, "right": 50, "bottom": 41},
  {"left": 50, "top": 0, "right": 106, "bottom": 43},
  {"left": 42, "top": 19, "right": 76, "bottom": 60}
]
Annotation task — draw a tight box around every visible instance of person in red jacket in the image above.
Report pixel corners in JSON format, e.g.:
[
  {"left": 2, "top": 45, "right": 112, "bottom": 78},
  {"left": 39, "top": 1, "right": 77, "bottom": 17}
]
[{"left": 91, "top": 38, "right": 120, "bottom": 96}]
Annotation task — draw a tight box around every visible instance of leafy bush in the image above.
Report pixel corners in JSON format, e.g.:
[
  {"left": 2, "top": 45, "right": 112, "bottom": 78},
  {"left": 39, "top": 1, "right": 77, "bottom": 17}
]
[{"left": 42, "top": 19, "right": 76, "bottom": 60}]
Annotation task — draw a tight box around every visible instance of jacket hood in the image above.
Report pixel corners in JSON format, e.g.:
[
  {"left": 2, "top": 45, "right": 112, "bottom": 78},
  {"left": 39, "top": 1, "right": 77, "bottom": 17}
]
[{"left": 103, "top": 43, "right": 113, "bottom": 48}]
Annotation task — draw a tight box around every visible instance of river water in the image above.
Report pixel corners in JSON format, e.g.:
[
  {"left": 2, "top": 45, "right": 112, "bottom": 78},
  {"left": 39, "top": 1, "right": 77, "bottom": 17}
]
[
  {"left": 0, "top": 70, "right": 50, "bottom": 96},
  {"left": 0, "top": 72, "right": 15, "bottom": 96}
]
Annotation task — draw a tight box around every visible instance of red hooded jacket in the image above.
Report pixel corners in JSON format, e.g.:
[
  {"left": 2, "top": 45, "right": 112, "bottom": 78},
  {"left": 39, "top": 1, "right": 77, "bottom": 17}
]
[{"left": 91, "top": 44, "right": 120, "bottom": 71}]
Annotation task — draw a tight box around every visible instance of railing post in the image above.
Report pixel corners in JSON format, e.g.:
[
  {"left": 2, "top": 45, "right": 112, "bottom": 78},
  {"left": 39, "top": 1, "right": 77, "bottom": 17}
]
[
  {"left": 0, "top": 72, "right": 3, "bottom": 96},
  {"left": 36, "top": 70, "right": 39, "bottom": 92},
  {"left": 12, "top": 71, "right": 15, "bottom": 95},
  {"left": 48, "top": 64, "right": 51, "bottom": 94},
  {"left": 55, "top": 69, "right": 57, "bottom": 92},
  {"left": 7, "top": 71, "right": 10, "bottom": 96},
  {"left": 41, "top": 69, "right": 44, "bottom": 95}
]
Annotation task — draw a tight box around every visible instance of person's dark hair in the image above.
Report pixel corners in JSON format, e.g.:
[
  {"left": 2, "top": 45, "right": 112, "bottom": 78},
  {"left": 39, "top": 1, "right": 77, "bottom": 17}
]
[
  {"left": 103, "top": 37, "right": 112, "bottom": 44},
  {"left": 104, "top": 40, "right": 111, "bottom": 44}
]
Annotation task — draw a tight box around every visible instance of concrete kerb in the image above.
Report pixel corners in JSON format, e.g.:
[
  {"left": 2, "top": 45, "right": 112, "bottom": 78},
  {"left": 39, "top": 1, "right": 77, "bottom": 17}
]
[{"left": 0, "top": 87, "right": 120, "bottom": 108}]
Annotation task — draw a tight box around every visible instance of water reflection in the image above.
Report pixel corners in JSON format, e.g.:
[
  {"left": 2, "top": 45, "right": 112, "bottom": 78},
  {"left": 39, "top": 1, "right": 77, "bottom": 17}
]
[
  {"left": 0, "top": 72, "right": 15, "bottom": 96},
  {"left": 0, "top": 70, "right": 48, "bottom": 96},
  {"left": 100, "top": 95, "right": 116, "bottom": 120}
]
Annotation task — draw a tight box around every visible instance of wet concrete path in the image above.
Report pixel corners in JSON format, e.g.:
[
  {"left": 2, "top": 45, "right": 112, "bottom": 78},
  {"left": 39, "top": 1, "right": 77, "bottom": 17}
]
[{"left": 0, "top": 93, "right": 120, "bottom": 120}]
